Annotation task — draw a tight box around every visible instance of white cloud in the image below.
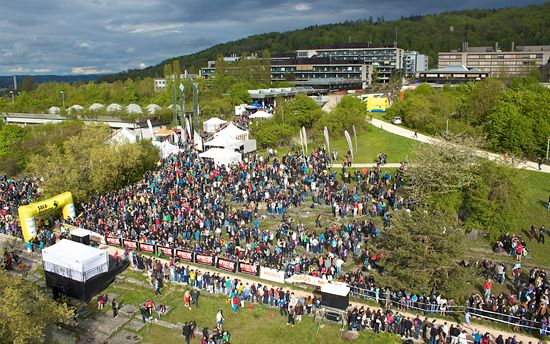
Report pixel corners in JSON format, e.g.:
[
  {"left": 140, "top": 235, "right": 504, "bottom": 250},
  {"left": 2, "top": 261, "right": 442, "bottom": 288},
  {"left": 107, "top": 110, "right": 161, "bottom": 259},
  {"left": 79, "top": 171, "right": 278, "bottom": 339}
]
[
  {"left": 139, "top": 62, "right": 146, "bottom": 69},
  {"left": 106, "top": 23, "right": 184, "bottom": 34},
  {"left": 126, "top": 47, "right": 136, "bottom": 54},
  {"left": 9, "top": 66, "right": 30, "bottom": 73},
  {"left": 80, "top": 42, "right": 90, "bottom": 48},
  {"left": 71, "top": 66, "right": 112, "bottom": 74},
  {"left": 33, "top": 68, "right": 51, "bottom": 73},
  {"left": 294, "top": 3, "right": 312, "bottom": 11}
]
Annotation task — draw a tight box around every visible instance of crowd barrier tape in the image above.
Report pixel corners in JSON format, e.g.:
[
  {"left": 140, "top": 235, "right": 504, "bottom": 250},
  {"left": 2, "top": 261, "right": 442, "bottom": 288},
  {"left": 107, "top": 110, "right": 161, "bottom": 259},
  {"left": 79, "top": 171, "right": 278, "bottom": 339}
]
[{"left": 466, "top": 307, "right": 543, "bottom": 331}]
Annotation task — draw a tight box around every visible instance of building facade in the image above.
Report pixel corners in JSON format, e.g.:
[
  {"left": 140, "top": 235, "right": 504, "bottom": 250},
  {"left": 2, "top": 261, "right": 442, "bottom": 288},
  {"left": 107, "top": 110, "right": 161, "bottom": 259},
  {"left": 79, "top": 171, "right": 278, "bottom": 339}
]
[
  {"left": 404, "top": 51, "right": 429, "bottom": 76},
  {"left": 438, "top": 42, "right": 550, "bottom": 77}
]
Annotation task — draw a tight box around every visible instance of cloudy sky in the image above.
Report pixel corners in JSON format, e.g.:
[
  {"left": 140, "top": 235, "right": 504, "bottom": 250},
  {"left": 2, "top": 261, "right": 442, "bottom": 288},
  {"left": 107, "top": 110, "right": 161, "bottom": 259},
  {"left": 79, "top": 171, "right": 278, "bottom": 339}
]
[{"left": 0, "top": 0, "right": 545, "bottom": 75}]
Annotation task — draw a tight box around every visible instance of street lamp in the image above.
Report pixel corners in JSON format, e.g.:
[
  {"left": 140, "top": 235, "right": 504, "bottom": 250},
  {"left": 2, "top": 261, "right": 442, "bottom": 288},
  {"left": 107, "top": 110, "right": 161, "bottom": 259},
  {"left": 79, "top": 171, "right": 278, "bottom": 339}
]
[
  {"left": 59, "top": 91, "right": 65, "bottom": 108},
  {"left": 9, "top": 91, "right": 14, "bottom": 103}
]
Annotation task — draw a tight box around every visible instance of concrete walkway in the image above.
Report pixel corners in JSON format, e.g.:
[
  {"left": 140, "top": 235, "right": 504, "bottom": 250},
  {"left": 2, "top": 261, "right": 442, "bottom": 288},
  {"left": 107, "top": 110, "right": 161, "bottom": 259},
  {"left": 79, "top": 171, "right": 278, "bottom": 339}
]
[
  {"left": 370, "top": 118, "right": 550, "bottom": 174},
  {"left": 101, "top": 245, "right": 542, "bottom": 344}
]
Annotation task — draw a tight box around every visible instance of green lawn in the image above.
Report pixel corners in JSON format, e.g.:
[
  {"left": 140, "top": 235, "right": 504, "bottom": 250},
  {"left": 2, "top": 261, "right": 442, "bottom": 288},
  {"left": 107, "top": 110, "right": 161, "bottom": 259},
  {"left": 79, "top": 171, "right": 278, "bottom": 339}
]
[{"left": 100, "top": 270, "right": 401, "bottom": 344}]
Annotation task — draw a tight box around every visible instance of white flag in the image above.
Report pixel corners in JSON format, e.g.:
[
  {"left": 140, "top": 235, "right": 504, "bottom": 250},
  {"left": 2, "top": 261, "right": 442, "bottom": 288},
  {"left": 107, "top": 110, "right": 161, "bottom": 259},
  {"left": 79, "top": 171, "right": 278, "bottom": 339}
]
[
  {"left": 185, "top": 118, "right": 191, "bottom": 138},
  {"left": 302, "top": 126, "right": 308, "bottom": 155},
  {"left": 147, "top": 119, "right": 154, "bottom": 139},
  {"left": 344, "top": 130, "right": 354, "bottom": 162},
  {"left": 352, "top": 124, "right": 358, "bottom": 154},
  {"left": 324, "top": 126, "right": 331, "bottom": 161}
]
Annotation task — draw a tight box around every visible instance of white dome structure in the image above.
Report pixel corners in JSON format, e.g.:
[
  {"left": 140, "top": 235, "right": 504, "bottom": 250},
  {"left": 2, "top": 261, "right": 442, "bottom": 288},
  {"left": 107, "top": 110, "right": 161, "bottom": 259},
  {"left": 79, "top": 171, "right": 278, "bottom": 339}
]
[
  {"left": 167, "top": 104, "right": 181, "bottom": 112},
  {"left": 48, "top": 106, "right": 61, "bottom": 115},
  {"left": 67, "top": 104, "right": 84, "bottom": 113},
  {"left": 89, "top": 103, "right": 104, "bottom": 111},
  {"left": 106, "top": 103, "right": 123, "bottom": 113},
  {"left": 145, "top": 104, "right": 162, "bottom": 115},
  {"left": 126, "top": 104, "right": 143, "bottom": 115}
]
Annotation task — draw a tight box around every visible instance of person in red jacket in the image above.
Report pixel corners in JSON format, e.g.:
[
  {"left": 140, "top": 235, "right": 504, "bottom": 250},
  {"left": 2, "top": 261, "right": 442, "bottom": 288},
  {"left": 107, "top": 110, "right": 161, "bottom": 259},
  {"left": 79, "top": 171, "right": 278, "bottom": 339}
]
[{"left": 483, "top": 279, "right": 492, "bottom": 299}]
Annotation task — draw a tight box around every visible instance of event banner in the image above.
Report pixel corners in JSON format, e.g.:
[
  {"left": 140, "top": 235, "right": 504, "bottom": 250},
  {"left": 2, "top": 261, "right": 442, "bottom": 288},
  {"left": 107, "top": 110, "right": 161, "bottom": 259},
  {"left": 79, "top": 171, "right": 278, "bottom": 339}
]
[
  {"left": 175, "top": 249, "right": 194, "bottom": 262},
  {"left": 194, "top": 253, "right": 215, "bottom": 266},
  {"left": 106, "top": 237, "right": 122, "bottom": 246},
  {"left": 139, "top": 243, "right": 155, "bottom": 254},
  {"left": 123, "top": 239, "right": 138, "bottom": 250},
  {"left": 216, "top": 258, "right": 237, "bottom": 273},
  {"left": 259, "top": 266, "right": 286, "bottom": 284},
  {"left": 238, "top": 261, "right": 260, "bottom": 276},
  {"left": 157, "top": 246, "right": 174, "bottom": 257}
]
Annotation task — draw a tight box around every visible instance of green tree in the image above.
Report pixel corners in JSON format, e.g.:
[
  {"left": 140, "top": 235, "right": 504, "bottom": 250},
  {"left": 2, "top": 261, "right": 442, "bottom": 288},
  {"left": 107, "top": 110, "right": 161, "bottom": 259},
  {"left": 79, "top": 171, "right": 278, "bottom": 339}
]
[
  {"left": 250, "top": 120, "right": 294, "bottom": 148},
  {"left": 377, "top": 210, "right": 468, "bottom": 301},
  {"left": 163, "top": 64, "right": 173, "bottom": 78},
  {"left": 274, "top": 94, "right": 322, "bottom": 129},
  {"left": 315, "top": 95, "right": 367, "bottom": 136},
  {"left": 0, "top": 269, "right": 75, "bottom": 344},
  {"left": 19, "top": 76, "right": 37, "bottom": 92}
]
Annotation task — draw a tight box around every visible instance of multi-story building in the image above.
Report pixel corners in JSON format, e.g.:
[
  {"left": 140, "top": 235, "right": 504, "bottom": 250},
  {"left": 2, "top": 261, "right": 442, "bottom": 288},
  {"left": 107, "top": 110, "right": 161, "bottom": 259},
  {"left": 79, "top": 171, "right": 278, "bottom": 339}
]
[
  {"left": 404, "top": 51, "right": 429, "bottom": 76},
  {"left": 153, "top": 72, "right": 197, "bottom": 90},
  {"left": 438, "top": 42, "right": 550, "bottom": 77},
  {"left": 295, "top": 44, "right": 404, "bottom": 82}
]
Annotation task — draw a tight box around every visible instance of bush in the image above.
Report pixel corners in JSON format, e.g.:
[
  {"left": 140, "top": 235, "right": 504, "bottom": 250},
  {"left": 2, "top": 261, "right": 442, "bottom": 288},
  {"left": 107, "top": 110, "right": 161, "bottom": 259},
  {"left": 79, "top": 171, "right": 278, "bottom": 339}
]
[{"left": 250, "top": 120, "right": 294, "bottom": 148}]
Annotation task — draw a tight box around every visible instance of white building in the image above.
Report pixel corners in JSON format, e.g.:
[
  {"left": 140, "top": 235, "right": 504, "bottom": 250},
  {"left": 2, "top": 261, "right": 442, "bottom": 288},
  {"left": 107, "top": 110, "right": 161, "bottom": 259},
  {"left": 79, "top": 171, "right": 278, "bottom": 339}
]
[{"left": 404, "top": 51, "right": 429, "bottom": 76}]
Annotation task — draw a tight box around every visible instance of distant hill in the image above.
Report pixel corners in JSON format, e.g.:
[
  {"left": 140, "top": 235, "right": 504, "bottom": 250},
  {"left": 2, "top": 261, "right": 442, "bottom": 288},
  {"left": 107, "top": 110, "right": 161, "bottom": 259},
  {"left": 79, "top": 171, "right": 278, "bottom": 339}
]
[
  {"left": 100, "top": 2, "right": 550, "bottom": 82},
  {"left": 0, "top": 74, "right": 106, "bottom": 90}
]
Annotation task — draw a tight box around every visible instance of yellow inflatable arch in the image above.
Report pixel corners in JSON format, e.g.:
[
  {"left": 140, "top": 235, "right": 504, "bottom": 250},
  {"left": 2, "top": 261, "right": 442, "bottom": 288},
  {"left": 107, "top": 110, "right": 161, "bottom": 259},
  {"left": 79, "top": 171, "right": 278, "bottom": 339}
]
[{"left": 18, "top": 191, "right": 76, "bottom": 242}]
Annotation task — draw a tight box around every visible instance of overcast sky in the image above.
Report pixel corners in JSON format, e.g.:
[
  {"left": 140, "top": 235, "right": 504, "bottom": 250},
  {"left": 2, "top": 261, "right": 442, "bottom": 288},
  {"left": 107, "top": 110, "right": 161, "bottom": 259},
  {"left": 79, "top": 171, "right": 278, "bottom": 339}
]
[{"left": 0, "top": 0, "right": 545, "bottom": 75}]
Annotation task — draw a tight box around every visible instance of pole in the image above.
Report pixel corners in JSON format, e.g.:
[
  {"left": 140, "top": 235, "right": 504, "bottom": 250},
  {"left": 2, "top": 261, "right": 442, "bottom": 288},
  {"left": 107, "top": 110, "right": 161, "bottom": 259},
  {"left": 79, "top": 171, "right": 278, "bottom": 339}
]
[
  {"left": 546, "top": 137, "right": 549, "bottom": 162},
  {"left": 60, "top": 91, "right": 65, "bottom": 108},
  {"left": 445, "top": 118, "right": 449, "bottom": 139},
  {"left": 10, "top": 91, "right": 14, "bottom": 103}
]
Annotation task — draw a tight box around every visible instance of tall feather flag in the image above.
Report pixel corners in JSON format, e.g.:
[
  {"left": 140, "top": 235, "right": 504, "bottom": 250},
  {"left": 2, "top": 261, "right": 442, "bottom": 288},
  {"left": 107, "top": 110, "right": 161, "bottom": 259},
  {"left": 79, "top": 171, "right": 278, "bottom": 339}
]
[
  {"left": 299, "top": 128, "right": 305, "bottom": 155},
  {"left": 185, "top": 117, "right": 192, "bottom": 139},
  {"left": 301, "top": 126, "right": 308, "bottom": 155},
  {"left": 352, "top": 124, "right": 358, "bottom": 155},
  {"left": 323, "top": 126, "right": 331, "bottom": 161},
  {"left": 147, "top": 119, "right": 154, "bottom": 139},
  {"left": 180, "top": 125, "right": 187, "bottom": 143},
  {"left": 344, "top": 130, "right": 354, "bottom": 162}
]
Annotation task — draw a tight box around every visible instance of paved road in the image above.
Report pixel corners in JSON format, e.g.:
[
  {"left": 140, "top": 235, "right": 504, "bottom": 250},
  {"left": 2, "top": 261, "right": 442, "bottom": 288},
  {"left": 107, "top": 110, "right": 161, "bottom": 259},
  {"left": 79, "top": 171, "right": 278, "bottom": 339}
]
[
  {"left": 370, "top": 118, "right": 550, "bottom": 174},
  {"left": 101, "top": 244, "right": 542, "bottom": 343}
]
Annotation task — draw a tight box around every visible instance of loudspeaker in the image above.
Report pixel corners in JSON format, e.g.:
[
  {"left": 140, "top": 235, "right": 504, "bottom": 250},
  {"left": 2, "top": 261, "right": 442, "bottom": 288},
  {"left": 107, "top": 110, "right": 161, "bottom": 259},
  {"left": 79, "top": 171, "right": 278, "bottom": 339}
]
[
  {"left": 325, "top": 311, "right": 342, "bottom": 322},
  {"left": 71, "top": 234, "right": 90, "bottom": 246}
]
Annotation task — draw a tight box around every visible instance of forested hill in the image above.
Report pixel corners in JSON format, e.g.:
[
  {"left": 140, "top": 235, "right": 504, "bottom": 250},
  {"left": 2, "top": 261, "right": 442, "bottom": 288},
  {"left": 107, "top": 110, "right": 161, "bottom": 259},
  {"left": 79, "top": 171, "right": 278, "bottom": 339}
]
[{"left": 100, "top": 2, "right": 550, "bottom": 82}]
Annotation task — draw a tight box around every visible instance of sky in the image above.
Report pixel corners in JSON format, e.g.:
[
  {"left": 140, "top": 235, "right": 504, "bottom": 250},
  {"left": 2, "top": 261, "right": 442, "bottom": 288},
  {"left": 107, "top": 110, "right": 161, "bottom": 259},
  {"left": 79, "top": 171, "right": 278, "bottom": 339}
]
[{"left": 0, "top": 0, "right": 545, "bottom": 75}]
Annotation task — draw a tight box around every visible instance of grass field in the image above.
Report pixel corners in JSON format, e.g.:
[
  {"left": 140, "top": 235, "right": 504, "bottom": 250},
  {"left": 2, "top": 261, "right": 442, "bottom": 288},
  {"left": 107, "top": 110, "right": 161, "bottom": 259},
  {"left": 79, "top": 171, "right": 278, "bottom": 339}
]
[{"left": 100, "top": 270, "right": 401, "bottom": 344}]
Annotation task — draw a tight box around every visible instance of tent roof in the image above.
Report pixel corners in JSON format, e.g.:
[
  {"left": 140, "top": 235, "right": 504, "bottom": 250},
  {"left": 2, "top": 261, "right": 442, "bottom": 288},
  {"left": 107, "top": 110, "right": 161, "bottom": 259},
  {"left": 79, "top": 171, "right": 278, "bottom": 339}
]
[
  {"left": 126, "top": 103, "right": 143, "bottom": 114},
  {"left": 106, "top": 103, "right": 122, "bottom": 112},
  {"left": 199, "top": 148, "right": 241, "bottom": 165},
  {"left": 42, "top": 239, "right": 105, "bottom": 265},
  {"left": 154, "top": 129, "right": 174, "bottom": 136},
  {"left": 216, "top": 123, "right": 248, "bottom": 138},
  {"left": 250, "top": 110, "right": 273, "bottom": 119},
  {"left": 204, "top": 134, "right": 240, "bottom": 148},
  {"left": 204, "top": 117, "right": 227, "bottom": 125},
  {"left": 89, "top": 103, "right": 104, "bottom": 110},
  {"left": 321, "top": 283, "right": 350, "bottom": 296}
]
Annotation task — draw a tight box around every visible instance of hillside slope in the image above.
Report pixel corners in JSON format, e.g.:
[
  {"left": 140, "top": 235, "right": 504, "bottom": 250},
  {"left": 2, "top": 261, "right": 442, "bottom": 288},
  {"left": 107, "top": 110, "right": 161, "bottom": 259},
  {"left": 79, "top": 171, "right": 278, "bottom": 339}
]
[{"left": 100, "top": 2, "right": 550, "bottom": 82}]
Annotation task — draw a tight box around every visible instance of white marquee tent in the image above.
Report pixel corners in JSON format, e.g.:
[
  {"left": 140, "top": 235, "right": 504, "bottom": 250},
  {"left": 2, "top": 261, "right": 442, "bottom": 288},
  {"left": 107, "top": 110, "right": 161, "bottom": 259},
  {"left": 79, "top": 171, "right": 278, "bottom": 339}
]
[
  {"left": 203, "top": 117, "right": 227, "bottom": 133},
  {"left": 42, "top": 239, "right": 108, "bottom": 282},
  {"left": 200, "top": 148, "right": 241, "bottom": 166},
  {"left": 250, "top": 110, "right": 273, "bottom": 119},
  {"left": 214, "top": 123, "right": 249, "bottom": 141}
]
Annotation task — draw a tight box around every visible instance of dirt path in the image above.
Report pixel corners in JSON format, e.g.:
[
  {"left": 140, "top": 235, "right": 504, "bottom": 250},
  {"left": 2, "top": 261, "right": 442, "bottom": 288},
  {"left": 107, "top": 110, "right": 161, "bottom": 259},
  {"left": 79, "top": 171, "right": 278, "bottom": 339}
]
[{"left": 101, "top": 245, "right": 542, "bottom": 343}]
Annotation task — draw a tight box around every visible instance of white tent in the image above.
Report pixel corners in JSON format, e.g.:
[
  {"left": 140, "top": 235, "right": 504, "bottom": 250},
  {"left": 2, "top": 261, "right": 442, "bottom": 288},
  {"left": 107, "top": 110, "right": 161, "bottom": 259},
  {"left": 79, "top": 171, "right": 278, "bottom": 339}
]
[
  {"left": 167, "top": 104, "right": 181, "bottom": 112},
  {"left": 204, "top": 134, "right": 240, "bottom": 149},
  {"left": 250, "top": 110, "right": 273, "bottom": 119},
  {"left": 126, "top": 104, "right": 143, "bottom": 114},
  {"left": 152, "top": 140, "right": 181, "bottom": 158},
  {"left": 107, "top": 128, "right": 138, "bottom": 145},
  {"left": 42, "top": 239, "right": 108, "bottom": 282},
  {"left": 145, "top": 104, "right": 162, "bottom": 114},
  {"left": 203, "top": 117, "right": 227, "bottom": 133},
  {"left": 106, "top": 103, "right": 123, "bottom": 113},
  {"left": 200, "top": 148, "right": 241, "bottom": 166},
  {"left": 89, "top": 103, "right": 104, "bottom": 111},
  {"left": 215, "top": 122, "right": 249, "bottom": 141},
  {"left": 68, "top": 104, "right": 84, "bottom": 113},
  {"left": 48, "top": 106, "right": 61, "bottom": 115}
]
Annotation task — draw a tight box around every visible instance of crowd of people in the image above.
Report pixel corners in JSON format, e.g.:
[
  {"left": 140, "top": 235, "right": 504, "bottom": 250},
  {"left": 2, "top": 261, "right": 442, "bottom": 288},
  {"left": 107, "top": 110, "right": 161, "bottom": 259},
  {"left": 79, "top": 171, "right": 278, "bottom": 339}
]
[{"left": 1, "top": 140, "right": 548, "bottom": 338}]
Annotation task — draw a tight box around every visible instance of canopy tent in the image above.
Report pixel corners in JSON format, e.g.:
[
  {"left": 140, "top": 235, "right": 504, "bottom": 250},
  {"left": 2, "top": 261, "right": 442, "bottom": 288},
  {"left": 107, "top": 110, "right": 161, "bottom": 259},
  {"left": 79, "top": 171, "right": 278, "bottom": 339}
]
[
  {"left": 42, "top": 239, "right": 108, "bottom": 282},
  {"left": 106, "top": 103, "right": 122, "bottom": 113},
  {"left": 89, "top": 103, "right": 104, "bottom": 111},
  {"left": 214, "top": 122, "right": 249, "bottom": 141},
  {"left": 153, "top": 129, "right": 174, "bottom": 137},
  {"left": 107, "top": 128, "right": 138, "bottom": 145},
  {"left": 200, "top": 148, "right": 241, "bottom": 166},
  {"left": 204, "top": 134, "right": 240, "bottom": 149},
  {"left": 251, "top": 101, "right": 262, "bottom": 108},
  {"left": 203, "top": 117, "right": 227, "bottom": 133},
  {"left": 48, "top": 106, "right": 61, "bottom": 115},
  {"left": 321, "top": 283, "right": 350, "bottom": 310},
  {"left": 249, "top": 110, "right": 273, "bottom": 119},
  {"left": 152, "top": 140, "right": 181, "bottom": 158}
]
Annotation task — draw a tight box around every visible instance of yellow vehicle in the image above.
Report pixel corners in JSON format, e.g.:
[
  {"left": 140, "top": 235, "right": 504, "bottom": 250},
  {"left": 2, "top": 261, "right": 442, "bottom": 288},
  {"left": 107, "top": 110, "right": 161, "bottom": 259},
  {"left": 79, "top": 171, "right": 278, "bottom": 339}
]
[{"left": 366, "top": 97, "right": 389, "bottom": 112}]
